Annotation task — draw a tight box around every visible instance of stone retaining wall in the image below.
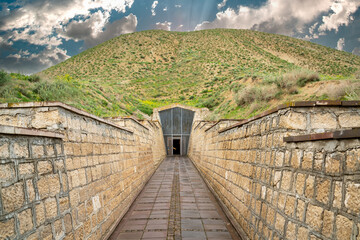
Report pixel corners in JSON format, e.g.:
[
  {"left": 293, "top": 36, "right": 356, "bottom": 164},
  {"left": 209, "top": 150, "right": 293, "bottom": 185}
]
[
  {"left": 0, "top": 102, "right": 166, "bottom": 240},
  {"left": 188, "top": 102, "right": 360, "bottom": 240}
]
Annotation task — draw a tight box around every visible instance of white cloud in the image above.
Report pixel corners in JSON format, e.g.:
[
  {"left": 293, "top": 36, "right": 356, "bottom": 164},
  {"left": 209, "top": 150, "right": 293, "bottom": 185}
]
[
  {"left": 195, "top": 0, "right": 360, "bottom": 37},
  {"left": 352, "top": 47, "right": 360, "bottom": 56},
  {"left": 336, "top": 37, "right": 345, "bottom": 50},
  {"left": 156, "top": 21, "right": 172, "bottom": 31},
  {"left": 163, "top": 7, "right": 168, "bottom": 11},
  {"left": 1, "top": 47, "right": 70, "bottom": 74},
  {"left": 60, "top": 14, "right": 138, "bottom": 48},
  {"left": 0, "top": 0, "right": 135, "bottom": 47},
  {"left": 217, "top": 0, "right": 228, "bottom": 10},
  {"left": 176, "top": 24, "right": 184, "bottom": 31},
  {"left": 151, "top": 1, "right": 158, "bottom": 16},
  {"left": 318, "top": 0, "right": 360, "bottom": 32},
  {"left": 175, "top": 5, "right": 182, "bottom": 8}
]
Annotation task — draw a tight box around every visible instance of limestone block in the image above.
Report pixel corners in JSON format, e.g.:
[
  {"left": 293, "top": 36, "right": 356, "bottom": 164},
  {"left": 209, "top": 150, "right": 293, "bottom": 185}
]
[
  {"left": 339, "top": 113, "right": 360, "bottom": 128},
  {"left": 333, "top": 181, "right": 343, "bottom": 209},
  {"left": 55, "top": 144, "right": 63, "bottom": 156},
  {"left": 325, "top": 153, "right": 343, "bottom": 174},
  {"left": 54, "top": 160, "right": 65, "bottom": 172},
  {"left": 316, "top": 177, "right": 330, "bottom": 205},
  {"left": 281, "top": 171, "right": 293, "bottom": 191},
  {"left": 314, "top": 152, "right": 324, "bottom": 171},
  {"left": 46, "top": 145, "right": 55, "bottom": 157},
  {"left": 284, "top": 196, "right": 296, "bottom": 216},
  {"left": 345, "top": 181, "right": 360, "bottom": 214},
  {"left": 1, "top": 182, "right": 25, "bottom": 212},
  {"left": 275, "top": 213, "right": 285, "bottom": 234},
  {"left": 45, "top": 197, "right": 58, "bottom": 219},
  {"left": 311, "top": 113, "right": 337, "bottom": 129},
  {"left": 322, "top": 210, "right": 334, "bottom": 238},
  {"left": 13, "top": 142, "right": 29, "bottom": 158},
  {"left": 0, "top": 217, "right": 15, "bottom": 239},
  {"left": 291, "top": 149, "right": 302, "bottom": 168},
  {"left": 296, "top": 199, "right": 305, "bottom": 221},
  {"left": 40, "top": 223, "right": 53, "bottom": 240},
  {"left": 37, "top": 174, "right": 60, "bottom": 199},
  {"left": 295, "top": 173, "right": 306, "bottom": 195},
  {"left": 279, "top": 112, "right": 306, "bottom": 130},
  {"left": 35, "top": 202, "right": 45, "bottom": 226},
  {"left": 306, "top": 204, "right": 323, "bottom": 232},
  {"left": 0, "top": 163, "right": 15, "bottom": 182},
  {"left": 0, "top": 142, "right": 10, "bottom": 158},
  {"left": 32, "top": 110, "right": 61, "bottom": 129},
  {"left": 64, "top": 213, "right": 73, "bottom": 234},
  {"left": 19, "top": 208, "right": 34, "bottom": 234},
  {"left": 286, "top": 221, "right": 296, "bottom": 240},
  {"left": 19, "top": 163, "right": 35, "bottom": 176},
  {"left": 336, "top": 215, "right": 353, "bottom": 240},
  {"left": 32, "top": 145, "right": 44, "bottom": 158},
  {"left": 346, "top": 148, "right": 360, "bottom": 172},
  {"left": 305, "top": 175, "right": 315, "bottom": 199},
  {"left": 53, "top": 219, "right": 64, "bottom": 239},
  {"left": 275, "top": 151, "right": 284, "bottom": 167},
  {"left": 37, "top": 160, "right": 53, "bottom": 175},
  {"left": 59, "top": 197, "right": 70, "bottom": 213},
  {"left": 302, "top": 151, "right": 313, "bottom": 170},
  {"left": 26, "top": 179, "right": 36, "bottom": 202}
]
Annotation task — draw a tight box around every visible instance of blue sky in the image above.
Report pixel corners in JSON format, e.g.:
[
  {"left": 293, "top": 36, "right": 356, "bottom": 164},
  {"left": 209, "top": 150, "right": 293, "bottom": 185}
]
[{"left": 0, "top": 0, "right": 359, "bottom": 74}]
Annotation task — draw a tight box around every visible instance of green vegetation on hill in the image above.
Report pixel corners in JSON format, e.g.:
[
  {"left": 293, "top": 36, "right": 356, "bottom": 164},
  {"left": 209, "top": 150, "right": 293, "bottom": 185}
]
[{"left": 1, "top": 29, "right": 360, "bottom": 119}]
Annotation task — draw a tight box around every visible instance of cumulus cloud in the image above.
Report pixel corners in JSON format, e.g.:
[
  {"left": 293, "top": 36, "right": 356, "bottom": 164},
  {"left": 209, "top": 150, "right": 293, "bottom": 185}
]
[
  {"left": 175, "top": 5, "right": 182, "bottom": 8},
  {"left": 156, "top": 21, "right": 172, "bottom": 31},
  {"left": 163, "top": 7, "right": 168, "bottom": 11},
  {"left": 217, "top": 0, "right": 228, "bottom": 10},
  {"left": 352, "top": 47, "right": 360, "bottom": 56},
  {"left": 176, "top": 24, "right": 184, "bottom": 31},
  {"left": 0, "top": 0, "right": 135, "bottom": 47},
  {"left": 151, "top": 1, "right": 158, "bottom": 16},
  {"left": 318, "top": 0, "right": 360, "bottom": 32},
  {"left": 60, "top": 13, "right": 137, "bottom": 47},
  {"left": 336, "top": 37, "right": 345, "bottom": 50},
  {"left": 195, "top": 0, "right": 360, "bottom": 37},
  {"left": 1, "top": 47, "right": 70, "bottom": 74}
]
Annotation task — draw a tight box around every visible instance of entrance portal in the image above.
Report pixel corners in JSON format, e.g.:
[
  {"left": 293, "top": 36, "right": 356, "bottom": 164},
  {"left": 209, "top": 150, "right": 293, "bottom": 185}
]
[
  {"left": 159, "top": 107, "right": 195, "bottom": 156},
  {"left": 173, "top": 139, "right": 181, "bottom": 155}
]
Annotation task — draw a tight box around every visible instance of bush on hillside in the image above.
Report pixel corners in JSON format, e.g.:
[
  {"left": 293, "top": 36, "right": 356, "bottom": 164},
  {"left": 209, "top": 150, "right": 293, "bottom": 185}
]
[
  {"left": 0, "top": 70, "right": 10, "bottom": 86},
  {"left": 264, "top": 69, "right": 319, "bottom": 94},
  {"left": 33, "top": 75, "right": 81, "bottom": 101},
  {"left": 235, "top": 85, "right": 277, "bottom": 106},
  {"left": 28, "top": 75, "right": 41, "bottom": 82}
]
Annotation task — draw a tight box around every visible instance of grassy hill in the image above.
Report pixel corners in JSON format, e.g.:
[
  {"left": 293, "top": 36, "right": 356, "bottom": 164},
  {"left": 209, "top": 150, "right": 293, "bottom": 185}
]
[{"left": 1, "top": 29, "right": 360, "bottom": 119}]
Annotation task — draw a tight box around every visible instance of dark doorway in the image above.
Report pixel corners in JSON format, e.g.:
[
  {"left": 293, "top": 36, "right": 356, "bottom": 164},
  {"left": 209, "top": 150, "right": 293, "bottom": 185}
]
[{"left": 173, "top": 139, "right": 181, "bottom": 155}]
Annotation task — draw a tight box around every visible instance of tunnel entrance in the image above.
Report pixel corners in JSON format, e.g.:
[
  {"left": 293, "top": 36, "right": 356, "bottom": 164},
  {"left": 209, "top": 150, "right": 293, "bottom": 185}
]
[
  {"left": 159, "top": 107, "right": 195, "bottom": 156},
  {"left": 173, "top": 139, "right": 181, "bottom": 155}
]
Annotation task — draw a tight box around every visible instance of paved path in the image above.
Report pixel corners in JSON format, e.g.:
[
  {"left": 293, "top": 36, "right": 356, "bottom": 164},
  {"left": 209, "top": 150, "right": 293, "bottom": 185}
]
[{"left": 109, "top": 156, "right": 241, "bottom": 240}]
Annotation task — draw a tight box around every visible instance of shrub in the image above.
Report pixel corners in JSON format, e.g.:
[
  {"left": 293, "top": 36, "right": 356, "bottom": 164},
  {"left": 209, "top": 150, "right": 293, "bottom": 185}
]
[
  {"left": 235, "top": 85, "right": 277, "bottom": 106},
  {"left": 0, "top": 70, "right": 10, "bottom": 86},
  {"left": 28, "top": 75, "right": 41, "bottom": 82}
]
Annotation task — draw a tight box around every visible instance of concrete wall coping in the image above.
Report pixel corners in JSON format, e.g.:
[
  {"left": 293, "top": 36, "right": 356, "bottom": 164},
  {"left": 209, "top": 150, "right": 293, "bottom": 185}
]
[
  {"left": 0, "top": 125, "right": 65, "bottom": 139},
  {"left": 0, "top": 101, "right": 134, "bottom": 134},
  {"left": 284, "top": 128, "right": 360, "bottom": 142},
  {"left": 219, "top": 100, "right": 360, "bottom": 133},
  {"left": 205, "top": 119, "right": 245, "bottom": 132},
  {"left": 105, "top": 116, "right": 150, "bottom": 131}
]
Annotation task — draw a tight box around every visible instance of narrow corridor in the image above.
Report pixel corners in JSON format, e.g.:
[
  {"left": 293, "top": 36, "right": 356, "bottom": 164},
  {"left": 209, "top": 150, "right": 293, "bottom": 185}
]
[{"left": 109, "top": 157, "right": 241, "bottom": 240}]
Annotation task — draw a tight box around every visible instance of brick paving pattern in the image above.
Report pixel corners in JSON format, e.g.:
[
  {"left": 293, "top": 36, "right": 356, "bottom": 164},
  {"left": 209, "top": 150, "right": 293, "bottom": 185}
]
[{"left": 109, "top": 156, "right": 241, "bottom": 240}]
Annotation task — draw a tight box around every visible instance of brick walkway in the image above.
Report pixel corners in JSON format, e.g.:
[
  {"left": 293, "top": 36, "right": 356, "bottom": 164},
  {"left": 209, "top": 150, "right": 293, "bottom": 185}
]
[{"left": 109, "top": 156, "right": 241, "bottom": 240}]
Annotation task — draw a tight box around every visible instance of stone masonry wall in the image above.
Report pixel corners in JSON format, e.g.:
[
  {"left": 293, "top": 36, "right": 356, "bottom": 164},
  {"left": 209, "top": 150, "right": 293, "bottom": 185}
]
[
  {"left": 188, "top": 105, "right": 360, "bottom": 240},
  {"left": 0, "top": 132, "right": 65, "bottom": 240},
  {"left": 0, "top": 102, "right": 166, "bottom": 240}
]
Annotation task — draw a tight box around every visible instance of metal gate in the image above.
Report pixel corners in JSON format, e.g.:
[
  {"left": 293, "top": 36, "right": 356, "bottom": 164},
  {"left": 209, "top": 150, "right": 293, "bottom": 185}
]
[{"left": 159, "top": 107, "right": 195, "bottom": 156}]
